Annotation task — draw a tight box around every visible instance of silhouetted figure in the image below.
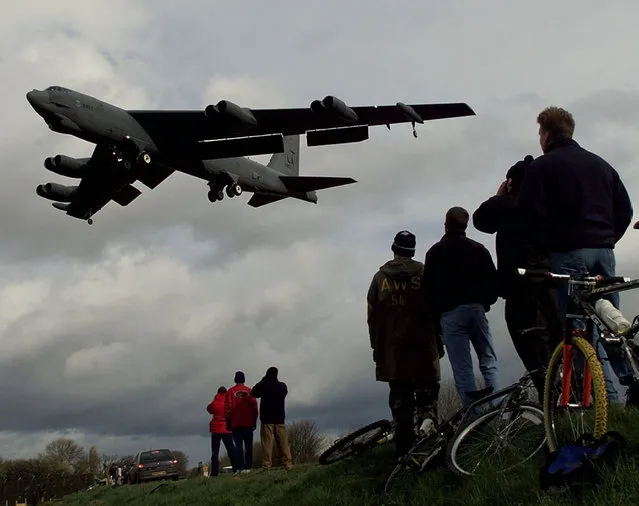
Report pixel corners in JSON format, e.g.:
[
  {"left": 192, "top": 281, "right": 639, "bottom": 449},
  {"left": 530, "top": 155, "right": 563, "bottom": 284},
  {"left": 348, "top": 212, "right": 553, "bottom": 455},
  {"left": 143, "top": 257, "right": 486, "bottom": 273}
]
[
  {"left": 422, "top": 207, "right": 500, "bottom": 408},
  {"left": 517, "top": 106, "right": 634, "bottom": 404},
  {"left": 473, "top": 156, "right": 563, "bottom": 401},
  {"left": 251, "top": 367, "right": 293, "bottom": 469},
  {"left": 367, "top": 230, "right": 441, "bottom": 457}
]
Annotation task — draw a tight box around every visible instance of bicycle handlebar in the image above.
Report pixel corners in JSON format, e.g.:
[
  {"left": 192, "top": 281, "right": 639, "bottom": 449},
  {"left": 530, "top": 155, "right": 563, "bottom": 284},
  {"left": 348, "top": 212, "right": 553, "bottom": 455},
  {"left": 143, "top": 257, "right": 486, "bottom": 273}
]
[{"left": 516, "top": 268, "right": 632, "bottom": 285}]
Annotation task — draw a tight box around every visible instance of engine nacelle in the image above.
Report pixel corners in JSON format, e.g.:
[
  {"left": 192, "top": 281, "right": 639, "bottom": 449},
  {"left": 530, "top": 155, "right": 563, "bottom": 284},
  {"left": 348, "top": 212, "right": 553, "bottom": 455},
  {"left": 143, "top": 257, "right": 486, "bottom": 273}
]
[
  {"left": 204, "top": 100, "right": 257, "bottom": 127},
  {"left": 310, "top": 96, "right": 359, "bottom": 123},
  {"left": 44, "top": 155, "right": 88, "bottom": 178},
  {"left": 36, "top": 182, "right": 78, "bottom": 202}
]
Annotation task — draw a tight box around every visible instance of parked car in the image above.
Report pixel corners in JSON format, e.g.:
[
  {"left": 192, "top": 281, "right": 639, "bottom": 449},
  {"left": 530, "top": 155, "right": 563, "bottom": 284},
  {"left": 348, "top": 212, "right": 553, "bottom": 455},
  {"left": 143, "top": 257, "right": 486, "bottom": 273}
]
[{"left": 127, "top": 449, "right": 181, "bottom": 484}]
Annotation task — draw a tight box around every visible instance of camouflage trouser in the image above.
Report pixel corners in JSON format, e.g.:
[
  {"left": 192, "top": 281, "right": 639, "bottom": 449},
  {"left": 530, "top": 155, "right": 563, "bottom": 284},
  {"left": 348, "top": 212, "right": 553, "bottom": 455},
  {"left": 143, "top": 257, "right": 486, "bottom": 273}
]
[{"left": 388, "top": 379, "right": 440, "bottom": 456}]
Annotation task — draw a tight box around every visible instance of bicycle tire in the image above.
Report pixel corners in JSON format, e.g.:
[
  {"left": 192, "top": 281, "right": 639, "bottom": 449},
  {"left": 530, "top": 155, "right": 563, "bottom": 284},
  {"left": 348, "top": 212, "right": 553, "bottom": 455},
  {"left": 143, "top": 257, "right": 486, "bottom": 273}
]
[
  {"left": 446, "top": 402, "right": 545, "bottom": 477},
  {"left": 543, "top": 336, "right": 608, "bottom": 452},
  {"left": 318, "top": 419, "right": 393, "bottom": 465}
]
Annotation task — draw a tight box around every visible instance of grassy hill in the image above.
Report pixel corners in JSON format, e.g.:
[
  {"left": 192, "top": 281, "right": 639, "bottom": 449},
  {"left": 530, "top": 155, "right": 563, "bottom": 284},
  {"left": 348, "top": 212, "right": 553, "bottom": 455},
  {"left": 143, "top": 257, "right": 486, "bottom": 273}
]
[{"left": 59, "top": 407, "right": 639, "bottom": 506}]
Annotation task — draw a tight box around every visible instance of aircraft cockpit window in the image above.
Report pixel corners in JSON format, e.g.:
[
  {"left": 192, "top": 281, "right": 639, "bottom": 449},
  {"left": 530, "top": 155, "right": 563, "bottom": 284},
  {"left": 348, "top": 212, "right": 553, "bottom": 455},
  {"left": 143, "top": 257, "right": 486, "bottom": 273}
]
[{"left": 46, "top": 86, "right": 71, "bottom": 93}]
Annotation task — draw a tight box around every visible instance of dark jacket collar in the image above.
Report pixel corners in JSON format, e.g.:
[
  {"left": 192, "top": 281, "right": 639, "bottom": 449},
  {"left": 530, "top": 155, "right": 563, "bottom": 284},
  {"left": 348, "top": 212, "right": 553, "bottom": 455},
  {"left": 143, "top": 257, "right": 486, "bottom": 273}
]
[
  {"left": 442, "top": 229, "right": 466, "bottom": 240},
  {"left": 545, "top": 137, "right": 579, "bottom": 153}
]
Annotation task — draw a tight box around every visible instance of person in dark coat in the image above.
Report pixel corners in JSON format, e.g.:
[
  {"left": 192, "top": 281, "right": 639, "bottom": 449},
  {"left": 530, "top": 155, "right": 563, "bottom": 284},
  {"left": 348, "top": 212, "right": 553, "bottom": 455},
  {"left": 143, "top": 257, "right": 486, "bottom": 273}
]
[
  {"left": 367, "top": 230, "right": 441, "bottom": 457},
  {"left": 473, "top": 156, "right": 563, "bottom": 401},
  {"left": 421, "top": 207, "right": 500, "bottom": 409},
  {"left": 517, "top": 106, "right": 634, "bottom": 404},
  {"left": 251, "top": 367, "right": 293, "bottom": 469}
]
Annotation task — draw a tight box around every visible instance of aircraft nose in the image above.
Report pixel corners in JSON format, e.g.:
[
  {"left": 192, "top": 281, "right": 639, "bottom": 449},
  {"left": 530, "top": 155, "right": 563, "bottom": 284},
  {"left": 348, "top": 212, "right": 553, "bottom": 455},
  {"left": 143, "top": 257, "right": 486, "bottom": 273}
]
[{"left": 26, "top": 89, "right": 44, "bottom": 108}]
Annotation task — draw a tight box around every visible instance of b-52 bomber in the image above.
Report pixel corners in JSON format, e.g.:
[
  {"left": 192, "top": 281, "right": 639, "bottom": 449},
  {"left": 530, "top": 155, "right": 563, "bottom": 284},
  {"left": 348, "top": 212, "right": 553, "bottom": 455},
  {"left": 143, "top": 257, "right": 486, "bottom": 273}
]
[{"left": 26, "top": 85, "right": 475, "bottom": 224}]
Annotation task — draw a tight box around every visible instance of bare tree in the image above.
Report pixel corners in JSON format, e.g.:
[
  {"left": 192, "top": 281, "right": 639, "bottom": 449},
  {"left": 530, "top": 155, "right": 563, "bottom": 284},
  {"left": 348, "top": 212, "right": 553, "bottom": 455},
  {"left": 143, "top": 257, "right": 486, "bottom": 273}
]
[
  {"left": 87, "top": 446, "right": 100, "bottom": 477},
  {"left": 286, "top": 420, "right": 326, "bottom": 464},
  {"left": 39, "top": 437, "right": 86, "bottom": 473}
]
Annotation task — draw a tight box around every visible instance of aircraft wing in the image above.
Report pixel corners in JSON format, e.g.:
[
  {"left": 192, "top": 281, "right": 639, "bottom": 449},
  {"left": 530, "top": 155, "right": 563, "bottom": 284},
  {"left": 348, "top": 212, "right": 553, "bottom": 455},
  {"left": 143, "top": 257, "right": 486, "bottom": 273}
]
[
  {"left": 127, "top": 100, "right": 475, "bottom": 146},
  {"left": 39, "top": 144, "right": 175, "bottom": 222}
]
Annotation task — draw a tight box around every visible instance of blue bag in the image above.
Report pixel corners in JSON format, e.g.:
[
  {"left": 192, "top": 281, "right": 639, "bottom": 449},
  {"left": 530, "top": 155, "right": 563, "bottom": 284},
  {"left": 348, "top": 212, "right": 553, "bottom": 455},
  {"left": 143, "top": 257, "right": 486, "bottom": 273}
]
[{"left": 539, "top": 431, "right": 626, "bottom": 493}]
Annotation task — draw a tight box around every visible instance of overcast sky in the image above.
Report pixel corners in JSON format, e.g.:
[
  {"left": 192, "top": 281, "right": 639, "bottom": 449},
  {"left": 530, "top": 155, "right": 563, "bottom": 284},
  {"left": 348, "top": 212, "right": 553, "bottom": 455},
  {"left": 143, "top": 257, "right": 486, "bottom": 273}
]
[{"left": 1, "top": 0, "right": 638, "bottom": 466}]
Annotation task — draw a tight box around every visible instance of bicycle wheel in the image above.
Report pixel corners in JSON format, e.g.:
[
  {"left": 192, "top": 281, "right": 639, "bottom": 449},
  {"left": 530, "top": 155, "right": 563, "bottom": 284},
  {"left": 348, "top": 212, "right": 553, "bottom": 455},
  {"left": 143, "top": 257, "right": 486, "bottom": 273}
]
[
  {"left": 446, "top": 403, "right": 545, "bottom": 477},
  {"left": 543, "top": 335, "right": 608, "bottom": 452},
  {"left": 384, "top": 432, "right": 446, "bottom": 494},
  {"left": 318, "top": 419, "right": 393, "bottom": 465}
]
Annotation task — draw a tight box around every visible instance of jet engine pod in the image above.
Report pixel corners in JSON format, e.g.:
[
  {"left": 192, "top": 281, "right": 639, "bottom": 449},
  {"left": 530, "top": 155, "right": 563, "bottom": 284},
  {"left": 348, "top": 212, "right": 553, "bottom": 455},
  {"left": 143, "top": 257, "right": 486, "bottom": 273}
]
[
  {"left": 36, "top": 182, "right": 78, "bottom": 202},
  {"left": 310, "top": 100, "right": 324, "bottom": 114},
  {"left": 44, "top": 155, "right": 87, "bottom": 178},
  {"left": 205, "top": 100, "right": 257, "bottom": 127},
  {"left": 321, "top": 96, "right": 358, "bottom": 123},
  {"left": 204, "top": 104, "right": 219, "bottom": 120}
]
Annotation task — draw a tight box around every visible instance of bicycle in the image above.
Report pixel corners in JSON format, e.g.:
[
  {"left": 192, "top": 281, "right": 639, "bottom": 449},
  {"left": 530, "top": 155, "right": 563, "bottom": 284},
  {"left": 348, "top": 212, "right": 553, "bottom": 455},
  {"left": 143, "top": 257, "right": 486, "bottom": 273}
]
[
  {"left": 318, "top": 419, "right": 395, "bottom": 465},
  {"left": 384, "top": 371, "right": 546, "bottom": 493},
  {"left": 318, "top": 405, "right": 452, "bottom": 466},
  {"left": 516, "top": 267, "right": 639, "bottom": 452}
]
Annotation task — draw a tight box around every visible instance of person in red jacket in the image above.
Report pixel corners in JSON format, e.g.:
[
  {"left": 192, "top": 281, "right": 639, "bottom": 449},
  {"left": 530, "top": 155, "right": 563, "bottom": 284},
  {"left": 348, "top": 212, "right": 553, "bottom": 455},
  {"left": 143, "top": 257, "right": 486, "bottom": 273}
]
[
  {"left": 206, "top": 386, "right": 239, "bottom": 477},
  {"left": 225, "top": 371, "right": 259, "bottom": 472}
]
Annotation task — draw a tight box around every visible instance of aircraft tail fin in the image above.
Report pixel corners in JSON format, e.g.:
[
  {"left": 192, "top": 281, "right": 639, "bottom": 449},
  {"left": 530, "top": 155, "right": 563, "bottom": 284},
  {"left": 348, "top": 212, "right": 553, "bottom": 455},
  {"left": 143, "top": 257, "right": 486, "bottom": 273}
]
[
  {"left": 267, "top": 135, "right": 299, "bottom": 175},
  {"left": 279, "top": 175, "right": 357, "bottom": 193}
]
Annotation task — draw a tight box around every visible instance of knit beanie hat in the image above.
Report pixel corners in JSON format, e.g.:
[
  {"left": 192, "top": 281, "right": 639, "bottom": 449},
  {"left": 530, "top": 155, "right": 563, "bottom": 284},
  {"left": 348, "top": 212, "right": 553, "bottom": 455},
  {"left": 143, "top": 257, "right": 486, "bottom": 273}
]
[{"left": 391, "top": 230, "right": 416, "bottom": 257}]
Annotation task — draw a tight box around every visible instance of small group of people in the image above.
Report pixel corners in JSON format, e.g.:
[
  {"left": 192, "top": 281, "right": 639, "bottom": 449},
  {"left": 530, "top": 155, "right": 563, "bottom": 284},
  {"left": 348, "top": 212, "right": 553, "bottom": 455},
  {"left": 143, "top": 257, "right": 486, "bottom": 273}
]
[
  {"left": 367, "top": 106, "right": 634, "bottom": 456},
  {"left": 206, "top": 366, "right": 293, "bottom": 476}
]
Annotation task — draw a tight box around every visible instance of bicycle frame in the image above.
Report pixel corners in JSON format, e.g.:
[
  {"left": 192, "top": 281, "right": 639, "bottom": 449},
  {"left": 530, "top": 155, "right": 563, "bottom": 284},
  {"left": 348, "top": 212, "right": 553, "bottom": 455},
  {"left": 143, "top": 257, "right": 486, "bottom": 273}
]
[
  {"left": 454, "top": 372, "right": 535, "bottom": 429},
  {"left": 394, "top": 372, "right": 536, "bottom": 477},
  {"left": 517, "top": 268, "right": 639, "bottom": 408}
]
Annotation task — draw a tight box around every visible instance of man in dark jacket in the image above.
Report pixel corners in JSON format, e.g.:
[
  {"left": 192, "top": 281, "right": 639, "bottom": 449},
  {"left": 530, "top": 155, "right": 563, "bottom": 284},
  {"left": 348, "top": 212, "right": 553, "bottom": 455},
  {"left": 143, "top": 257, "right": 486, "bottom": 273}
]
[
  {"left": 367, "top": 230, "right": 441, "bottom": 457},
  {"left": 473, "top": 156, "right": 564, "bottom": 401},
  {"left": 422, "top": 207, "right": 500, "bottom": 408},
  {"left": 517, "top": 106, "right": 634, "bottom": 402},
  {"left": 251, "top": 367, "right": 292, "bottom": 469}
]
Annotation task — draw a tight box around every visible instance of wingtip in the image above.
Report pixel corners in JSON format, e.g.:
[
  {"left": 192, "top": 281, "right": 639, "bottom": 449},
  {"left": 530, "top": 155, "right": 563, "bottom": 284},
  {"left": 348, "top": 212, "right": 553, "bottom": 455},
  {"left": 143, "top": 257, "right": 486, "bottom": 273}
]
[{"left": 465, "top": 103, "right": 477, "bottom": 116}]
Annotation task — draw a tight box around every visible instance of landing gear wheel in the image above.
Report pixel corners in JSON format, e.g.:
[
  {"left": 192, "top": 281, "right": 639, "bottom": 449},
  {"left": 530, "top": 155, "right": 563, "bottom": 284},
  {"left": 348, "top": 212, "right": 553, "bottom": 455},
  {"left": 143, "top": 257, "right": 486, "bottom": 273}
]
[
  {"left": 120, "top": 159, "right": 132, "bottom": 171},
  {"left": 231, "top": 184, "right": 242, "bottom": 196},
  {"left": 217, "top": 189, "right": 224, "bottom": 200},
  {"left": 226, "top": 186, "right": 234, "bottom": 198},
  {"left": 137, "top": 152, "right": 151, "bottom": 165},
  {"left": 88, "top": 218, "right": 93, "bottom": 225},
  {"left": 207, "top": 190, "right": 217, "bottom": 203}
]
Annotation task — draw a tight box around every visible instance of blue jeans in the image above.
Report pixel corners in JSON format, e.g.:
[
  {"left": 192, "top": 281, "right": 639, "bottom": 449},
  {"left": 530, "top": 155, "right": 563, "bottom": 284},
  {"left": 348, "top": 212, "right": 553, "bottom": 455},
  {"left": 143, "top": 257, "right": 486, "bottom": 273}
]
[
  {"left": 551, "top": 248, "right": 629, "bottom": 403},
  {"left": 440, "top": 303, "right": 500, "bottom": 408}
]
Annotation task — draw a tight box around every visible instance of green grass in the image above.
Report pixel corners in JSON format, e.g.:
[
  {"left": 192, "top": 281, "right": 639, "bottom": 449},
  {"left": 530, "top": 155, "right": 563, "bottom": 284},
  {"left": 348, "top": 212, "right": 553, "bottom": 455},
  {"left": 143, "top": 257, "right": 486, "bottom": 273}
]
[{"left": 59, "top": 407, "right": 639, "bottom": 506}]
